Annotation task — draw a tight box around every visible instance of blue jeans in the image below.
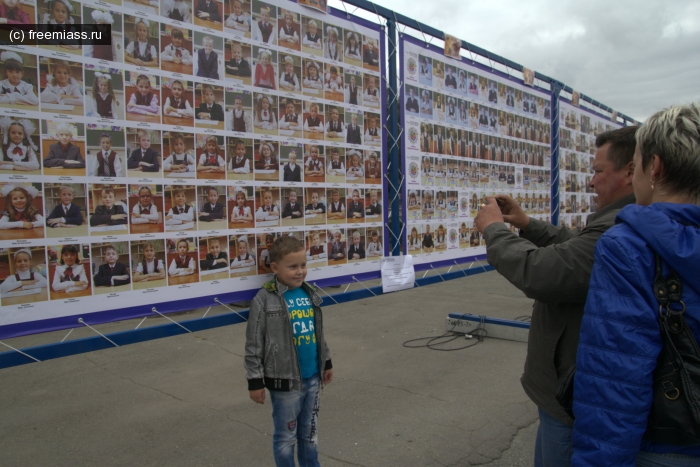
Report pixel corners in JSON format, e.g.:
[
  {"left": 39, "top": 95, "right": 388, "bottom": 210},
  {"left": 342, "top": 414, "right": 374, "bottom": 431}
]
[
  {"left": 636, "top": 451, "right": 700, "bottom": 467},
  {"left": 269, "top": 374, "right": 321, "bottom": 467},
  {"left": 534, "top": 408, "right": 572, "bottom": 467}
]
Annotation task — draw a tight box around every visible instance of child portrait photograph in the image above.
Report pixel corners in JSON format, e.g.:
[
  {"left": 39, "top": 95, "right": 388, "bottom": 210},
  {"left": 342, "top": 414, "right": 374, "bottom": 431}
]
[
  {"left": 44, "top": 183, "right": 86, "bottom": 238},
  {"left": 82, "top": 7, "right": 123, "bottom": 62},
  {"left": 253, "top": 139, "right": 279, "bottom": 181},
  {"left": 229, "top": 233, "right": 256, "bottom": 278},
  {"left": 41, "top": 120, "right": 86, "bottom": 176},
  {"left": 162, "top": 79, "right": 195, "bottom": 126},
  {"left": 125, "top": 73, "right": 161, "bottom": 124},
  {"left": 0, "top": 246, "right": 50, "bottom": 307},
  {"left": 198, "top": 236, "right": 229, "bottom": 281},
  {"left": 160, "top": 26, "right": 194, "bottom": 76},
  {"left": 225, "top": 89, "right": 253, "bottom": 133},
  {"left": 126, "top": 127, "right": 161, "bottom": 177},
  {"left": 277, "top": 8, "right": 301, "bottom": 51},
  {"left": 91, "top": 242, "right": 131, "bottom": 294},
  {"left": 131, "top": 240, "right": 166, "bottom": 290},
  {"left": 125, "top": 17, "right": 159, "bottom": 68},
  {"left": 48, "top": 243, "right": 92, "bottom": 300},
  {"left": 39, "top": 58, "right": 84, "bottom": 115},
  {"left": 195, "top": 134, "right": 226, "bottom": 179},
  {"left": 225, "top": 41, "right": 252, "bottom": 85},
  {"left": 164, "top": 184, "right": 196, "bottom": 232},
  {"left": 129, "top": 184, "right": 164, "bottom": 234},
  {"left": 226, "top": 137, "right": 253, "bottom": 181},
  {"left": 166, "top": 237, "right": 199, "bottom": 285},
  {"left": 0, "top": 117, "right": 41, "bottom": 175},
  {"left": 194, "top": 0, "right": 223, "bottom": 28},
  {"left": 301, "top": 17, "right": 323, "bottom": 56},
  {"left": 86, "top": 126, "right": 126, "bottom": 178},
  {"left": 227, "top": 185, "right": 254, "bottom": 229},
  {"left": 84, "top": 67, "right": 124, "bottom": 120},
  {"left": 254, "top": 186, "right": 280, "bottom": 228},
  {"left": 224, "top": 0, "right": 252, "bottom": 38},
  {"left": 0, "top": 182, "right": 44, "bottom": 241},
  {"left": 194, "top": 32, "right": 223, "bottom": 80},
  {"left": 197, "top": 185, "right": 227, "bottom": 229},
  {"left": 0, "top": 50, "right": 39, "bottom": 111},
  {"left": 88, "top": 183, "right": 129, "bottom": 236}
]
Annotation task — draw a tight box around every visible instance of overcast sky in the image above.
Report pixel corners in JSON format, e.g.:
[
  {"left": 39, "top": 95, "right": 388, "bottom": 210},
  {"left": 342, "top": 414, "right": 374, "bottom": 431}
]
[{"left": 333, "top": 0, "right": 700, "bottom": 122}]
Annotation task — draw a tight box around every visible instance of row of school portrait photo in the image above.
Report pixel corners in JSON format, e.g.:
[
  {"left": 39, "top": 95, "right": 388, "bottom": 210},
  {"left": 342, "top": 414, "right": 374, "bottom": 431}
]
[
  {"left": 416, "top": 123, "right": 550, "bottom": 168},
  {"left": 415, "top": 54, "right": 550, "bottom": 118},
  {"left": 407, "top": 211, "right": 551, "bottom": 257},
  {"left": 407, "top": 188, "right": 551, "bottom": 222},
  {"left": 0, "top": 52, "right": 382, "bottom": 136},
  {"left": 0, "top": 181, "right": 383, "bottom": 241},
  {"left": 0, "top": 118, "right": 382, "bottom": 183},
  {"left": 0, "top": 227, "right": 384, "bottom": 306},
  {"left": 415, "top": 157, "right": 550, "bottom": 192},
  {"left": 11, "top": 0, "right": 381, "bottom": 70},
  {"left": 407, "top": 86, "right": 552, "bottom": 147}
]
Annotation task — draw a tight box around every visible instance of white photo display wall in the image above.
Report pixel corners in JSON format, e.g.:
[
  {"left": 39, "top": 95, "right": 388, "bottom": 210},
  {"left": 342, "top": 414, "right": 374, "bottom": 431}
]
[
  {"left": 401, "top": 35, "right": 552, "bottom": 264},
  {"left": 558, "top": 99, "right": 622, "bottom": 230},
  {"left": 0, "top": 0, "right": 385, "bottom": 338}
]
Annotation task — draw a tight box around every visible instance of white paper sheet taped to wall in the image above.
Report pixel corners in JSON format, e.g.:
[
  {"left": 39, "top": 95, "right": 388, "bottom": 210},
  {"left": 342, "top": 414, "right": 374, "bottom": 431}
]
[{"left": 381, "top": 255, "right": 415, "bottom": 294}]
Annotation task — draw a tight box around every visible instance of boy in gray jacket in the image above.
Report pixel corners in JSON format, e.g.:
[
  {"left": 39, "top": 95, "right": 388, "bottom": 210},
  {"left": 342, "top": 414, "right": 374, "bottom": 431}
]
[{"left": 245, "top": 235, "right": 333, "bottom": 467}]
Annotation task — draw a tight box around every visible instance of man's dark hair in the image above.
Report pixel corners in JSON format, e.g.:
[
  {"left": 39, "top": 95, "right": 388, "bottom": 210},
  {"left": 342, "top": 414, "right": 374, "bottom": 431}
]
[{"left": 595, "top": 125, "right": 639, "bottom": 170}]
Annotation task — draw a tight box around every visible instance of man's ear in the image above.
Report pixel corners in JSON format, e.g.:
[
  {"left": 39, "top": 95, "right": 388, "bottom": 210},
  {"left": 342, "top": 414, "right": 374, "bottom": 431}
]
[{"left": 270, "top": 261, "right": 278, "bottom": 274}]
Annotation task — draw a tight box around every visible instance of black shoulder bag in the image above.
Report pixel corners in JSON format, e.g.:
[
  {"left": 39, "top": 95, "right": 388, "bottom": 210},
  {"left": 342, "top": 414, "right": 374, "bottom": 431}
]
[{"left": 556, "top": 253, "right": 700, "bottom": 446}]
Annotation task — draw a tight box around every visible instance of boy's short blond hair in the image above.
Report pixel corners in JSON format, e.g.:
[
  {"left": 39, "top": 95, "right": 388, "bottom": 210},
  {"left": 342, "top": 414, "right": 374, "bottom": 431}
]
[
  {"left": 101, "top": 187, "right": 115, "bottom": 196},
  {"left": 269, "top": 235, "right": 304, "bottom": 264},
  {"left": 59, "top": 185, "right": 74, "bottom": 195},
  {"left": 172, "top": 188, "right": 186, "bottom": 197},
  {"left": 103, "top": 245, "right": 117, "bottom": 255}
]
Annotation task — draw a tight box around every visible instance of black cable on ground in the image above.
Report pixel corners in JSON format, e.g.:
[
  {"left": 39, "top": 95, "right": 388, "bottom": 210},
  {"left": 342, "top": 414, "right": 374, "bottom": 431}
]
[{"left": 402, "top": 316, "right": 488, "bottom": 351}]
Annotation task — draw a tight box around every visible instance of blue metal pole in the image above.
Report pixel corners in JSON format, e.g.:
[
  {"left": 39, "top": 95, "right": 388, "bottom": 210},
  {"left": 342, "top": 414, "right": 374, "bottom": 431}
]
[
  {"left": 387, "top": 19, "right": 401, "bottom": 255},
  {"left": 550, "top": 81, "right": 563, "bottom": 226}
]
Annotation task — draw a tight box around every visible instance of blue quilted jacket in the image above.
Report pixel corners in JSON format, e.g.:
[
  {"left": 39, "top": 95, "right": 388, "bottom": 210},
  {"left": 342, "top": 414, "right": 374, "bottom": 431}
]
[{"left": 572, "top": 203, "right": 700, "bottom": 466}]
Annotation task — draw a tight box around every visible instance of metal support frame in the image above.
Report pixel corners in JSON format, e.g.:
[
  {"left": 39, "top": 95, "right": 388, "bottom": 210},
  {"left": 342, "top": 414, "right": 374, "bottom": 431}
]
[
  {"left": 550, "top": 82, "right": 564, "bottom": 226},
  {"left": 387, "top": 18, "right": 401, "bottom": 256}
]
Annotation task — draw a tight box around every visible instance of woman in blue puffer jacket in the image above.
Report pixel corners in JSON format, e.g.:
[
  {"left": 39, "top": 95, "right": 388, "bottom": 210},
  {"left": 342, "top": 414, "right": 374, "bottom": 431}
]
[{"left": 572, "top": 103, "right": 700, "bottom": 467}]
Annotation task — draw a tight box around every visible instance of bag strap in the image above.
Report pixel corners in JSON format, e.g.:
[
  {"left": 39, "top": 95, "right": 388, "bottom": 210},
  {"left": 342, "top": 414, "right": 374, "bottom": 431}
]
[{"left": 654, "top": 253, "right": 686, "bottom": 322}]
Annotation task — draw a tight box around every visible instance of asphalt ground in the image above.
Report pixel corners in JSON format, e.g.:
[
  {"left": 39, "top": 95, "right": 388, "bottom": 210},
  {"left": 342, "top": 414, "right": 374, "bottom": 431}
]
[{"left": 0, "top": 270, "right": 539, "bottom": 467}]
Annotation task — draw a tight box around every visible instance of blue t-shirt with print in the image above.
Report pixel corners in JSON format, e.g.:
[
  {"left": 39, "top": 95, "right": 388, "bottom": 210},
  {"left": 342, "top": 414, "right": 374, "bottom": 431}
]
[{"left": 284, "top": 286, "right": 319, "bottom": 379}]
